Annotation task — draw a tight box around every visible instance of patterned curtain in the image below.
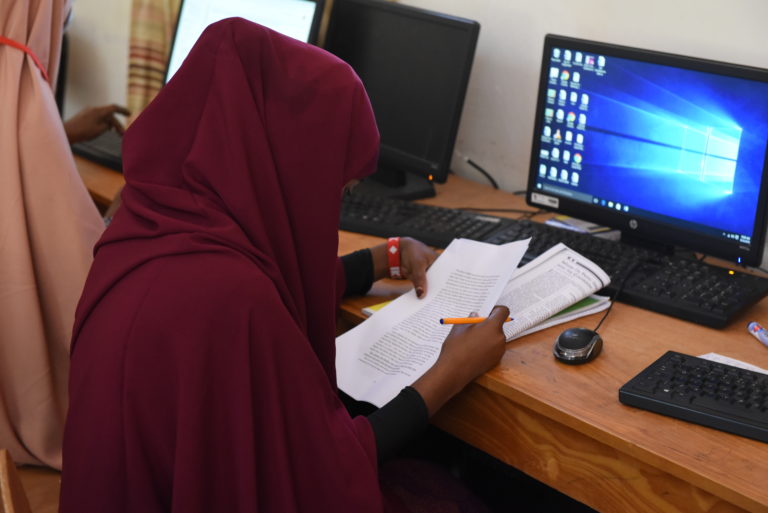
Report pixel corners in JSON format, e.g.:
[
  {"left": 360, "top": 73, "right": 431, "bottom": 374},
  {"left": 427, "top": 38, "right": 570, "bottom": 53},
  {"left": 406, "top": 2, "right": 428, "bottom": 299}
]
[{"left": 127, "top": 0, "right": 181, "bottom": 116}]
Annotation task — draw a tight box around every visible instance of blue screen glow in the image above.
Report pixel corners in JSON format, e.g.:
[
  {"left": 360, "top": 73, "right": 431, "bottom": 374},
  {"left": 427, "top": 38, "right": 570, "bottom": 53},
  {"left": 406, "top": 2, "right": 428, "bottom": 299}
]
[{"left": 535, "top": 46, "right": 768, "bottom": 247}]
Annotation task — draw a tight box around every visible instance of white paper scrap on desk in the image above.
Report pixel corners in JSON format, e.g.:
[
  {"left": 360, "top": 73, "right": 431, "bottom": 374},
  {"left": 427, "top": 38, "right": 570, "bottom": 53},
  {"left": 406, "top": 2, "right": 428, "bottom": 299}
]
[
  {"left": 698, "top": 353, "right": 768, "bottom": 375},
  {"left": 335, "top": 238, "right": 531, "bottom": 407}
]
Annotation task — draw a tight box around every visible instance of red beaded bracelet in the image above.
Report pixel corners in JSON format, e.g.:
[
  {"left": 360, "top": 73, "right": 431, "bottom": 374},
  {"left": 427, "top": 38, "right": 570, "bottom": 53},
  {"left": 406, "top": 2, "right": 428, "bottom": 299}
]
[{"left": 387, "top": 237, "right": 402, "bottom": 279}]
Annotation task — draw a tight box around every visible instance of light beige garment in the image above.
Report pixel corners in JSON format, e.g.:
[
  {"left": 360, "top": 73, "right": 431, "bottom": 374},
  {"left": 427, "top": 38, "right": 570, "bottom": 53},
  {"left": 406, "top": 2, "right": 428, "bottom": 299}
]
[{"left": 0, "top": 0, "right": 104, "bottom": 468}]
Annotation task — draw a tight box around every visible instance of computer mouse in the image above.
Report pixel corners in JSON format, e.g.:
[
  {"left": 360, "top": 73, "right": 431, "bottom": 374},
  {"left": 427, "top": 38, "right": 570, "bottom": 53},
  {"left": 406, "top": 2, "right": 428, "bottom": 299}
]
[{"left": 553, "top": 327, "right": 602, "bottom": 365}]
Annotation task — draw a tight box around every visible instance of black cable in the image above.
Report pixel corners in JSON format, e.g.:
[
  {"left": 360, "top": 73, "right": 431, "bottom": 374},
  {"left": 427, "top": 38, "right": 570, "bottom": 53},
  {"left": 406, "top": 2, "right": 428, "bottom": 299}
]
[
  {"left": 465, "top": 158, "right": 499, "bottom": 189},
  {"left": 593, "top": 260, "right": 644, "bottom": 333}
]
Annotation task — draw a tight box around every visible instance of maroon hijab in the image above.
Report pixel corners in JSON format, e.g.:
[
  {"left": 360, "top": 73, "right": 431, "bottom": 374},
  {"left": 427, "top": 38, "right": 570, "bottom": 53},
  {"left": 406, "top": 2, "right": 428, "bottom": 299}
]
[{"left": 60, "top": 18, "right": 382, "bottom": 512}]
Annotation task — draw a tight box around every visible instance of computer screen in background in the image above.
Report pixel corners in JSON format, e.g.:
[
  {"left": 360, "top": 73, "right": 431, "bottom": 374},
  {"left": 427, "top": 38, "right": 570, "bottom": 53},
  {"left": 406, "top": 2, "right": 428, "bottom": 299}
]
[
  {"left": 324, "top": 0, "right": 479, "bottom": 199},
  {"left": 165, "top": 0, "right": 325, "bottom": 84},
  {"left": 528, "top": 34, "right": 768, "bottom": 267}
]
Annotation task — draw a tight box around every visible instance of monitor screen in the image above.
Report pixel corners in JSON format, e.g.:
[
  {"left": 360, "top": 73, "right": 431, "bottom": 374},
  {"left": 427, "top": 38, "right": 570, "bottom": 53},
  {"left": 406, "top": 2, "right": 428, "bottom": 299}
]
[
  {"left": 325, "top": 0, "right": 479, "bottom": 196},
  {"left": 528, "top": 34, "right": 768, "bottom": 266},
  {"left": 165, "top": 0, "right": 324, "bottom": 83}
]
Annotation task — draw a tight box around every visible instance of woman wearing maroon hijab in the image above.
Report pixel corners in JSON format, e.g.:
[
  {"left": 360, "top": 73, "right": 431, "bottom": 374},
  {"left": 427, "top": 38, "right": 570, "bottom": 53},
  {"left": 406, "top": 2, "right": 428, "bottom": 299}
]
[{"left": 60, "top": 18, "right": 509, "bottom": 513}]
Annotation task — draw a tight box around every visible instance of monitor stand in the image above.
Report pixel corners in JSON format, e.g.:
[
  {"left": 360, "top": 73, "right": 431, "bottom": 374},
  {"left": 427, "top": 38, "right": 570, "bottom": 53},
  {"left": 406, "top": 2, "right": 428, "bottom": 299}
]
[{"left": 352, "top": 169, "right": 436, "bottom": 200}]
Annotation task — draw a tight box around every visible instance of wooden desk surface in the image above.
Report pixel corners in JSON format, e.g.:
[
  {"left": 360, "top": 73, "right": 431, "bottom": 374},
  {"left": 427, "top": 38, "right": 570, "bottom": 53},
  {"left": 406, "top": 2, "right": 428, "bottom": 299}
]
[
  {"left": 76, "top": 158, "right": 768, "bottom": 512},
  {"left": 339, "top": 177, "right": 768, "bottom": 513},
  {"left": 74, "top": 155, "right": 124, "bottom": 210}
]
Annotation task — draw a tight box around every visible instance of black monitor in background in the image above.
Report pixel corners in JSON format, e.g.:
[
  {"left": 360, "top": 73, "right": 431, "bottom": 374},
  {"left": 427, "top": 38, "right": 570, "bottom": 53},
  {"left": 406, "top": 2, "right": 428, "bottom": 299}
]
[
  {"left": 165, "top": 0, "right": 326, "bottom": 83},
  {"left": 527, "top": 34, "right": 768, "bottom": 267},
  {"left": 325, "top": 0, "right": 479, "bottom": 199},
  {"left": 73, "top": 0, "right": 326, "bottom": 173}
]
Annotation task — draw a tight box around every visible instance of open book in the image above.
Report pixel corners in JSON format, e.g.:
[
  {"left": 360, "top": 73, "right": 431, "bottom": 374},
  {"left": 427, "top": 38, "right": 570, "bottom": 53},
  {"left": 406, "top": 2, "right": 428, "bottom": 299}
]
[{"left": 335, "top": 239, "right": 610, "bottom": 407}]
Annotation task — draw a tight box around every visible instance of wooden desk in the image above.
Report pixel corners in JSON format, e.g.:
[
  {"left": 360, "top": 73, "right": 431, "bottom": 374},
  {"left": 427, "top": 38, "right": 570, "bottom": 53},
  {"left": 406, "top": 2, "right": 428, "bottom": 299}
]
[
  {"left": 339, "top": 177, "right": 768, "bottom": 513},
  {"left": 76, "top": 159, "right": 768, "bottom": 512},
  {"left": 74, "top": 155, "right": 124, "bottom": 211}
]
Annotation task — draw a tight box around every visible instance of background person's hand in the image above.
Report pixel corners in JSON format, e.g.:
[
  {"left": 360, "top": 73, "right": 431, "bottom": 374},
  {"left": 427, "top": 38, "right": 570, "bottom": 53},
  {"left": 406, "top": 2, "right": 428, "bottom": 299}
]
[
  {"left": 64, "top": 104, "right": 131, "bottom": 144},
  {"left": 412, "top": 305, "right": 510, "bottom": 415}
]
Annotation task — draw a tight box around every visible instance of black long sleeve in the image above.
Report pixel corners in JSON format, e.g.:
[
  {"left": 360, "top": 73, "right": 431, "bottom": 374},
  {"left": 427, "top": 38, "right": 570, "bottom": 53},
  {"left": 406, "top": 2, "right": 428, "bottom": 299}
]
[
  {"left": 340, "top": 249, "right": 374, "bottom": 297},
  {"left": 340, "top": 251, "right": 428, "bottom": 459},
  {"left": 367, "top": 387, "right": 429, "bottom": 462}
]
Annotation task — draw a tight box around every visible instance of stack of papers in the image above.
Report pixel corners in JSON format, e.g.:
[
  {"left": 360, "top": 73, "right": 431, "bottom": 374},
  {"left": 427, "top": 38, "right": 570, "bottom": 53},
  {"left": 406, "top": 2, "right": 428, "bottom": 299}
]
[{"left": 336, "top": 238, "right": 611, "bottom": 407}]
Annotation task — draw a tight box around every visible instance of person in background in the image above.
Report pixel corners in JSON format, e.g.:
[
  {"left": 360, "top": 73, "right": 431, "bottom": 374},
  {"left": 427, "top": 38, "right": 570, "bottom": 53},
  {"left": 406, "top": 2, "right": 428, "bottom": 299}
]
[
  {"left": 59, "top": 18, "right": 509, "bottom": 513},
  {"left": 0, "top": 0, "right": 105, "bottom": 470}
]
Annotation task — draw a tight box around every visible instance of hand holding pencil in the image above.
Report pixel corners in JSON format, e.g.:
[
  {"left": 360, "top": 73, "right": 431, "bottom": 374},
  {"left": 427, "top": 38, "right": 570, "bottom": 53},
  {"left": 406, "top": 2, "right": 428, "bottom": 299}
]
[
  {"left": 412, "top": 305, "right": 511, "bottom": 416},
  {"left": 440, "top": 315, "right": 513, "bottom": 325}
]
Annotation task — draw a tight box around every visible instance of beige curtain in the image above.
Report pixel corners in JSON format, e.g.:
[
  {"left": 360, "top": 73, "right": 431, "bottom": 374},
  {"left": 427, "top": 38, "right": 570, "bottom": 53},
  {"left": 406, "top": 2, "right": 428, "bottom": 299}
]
[
  {"left": 127, "top": 0, "right": 181, "bottom": 115},
  {"left": 0, "top": 0, "right": 104, "bottom": 468}
]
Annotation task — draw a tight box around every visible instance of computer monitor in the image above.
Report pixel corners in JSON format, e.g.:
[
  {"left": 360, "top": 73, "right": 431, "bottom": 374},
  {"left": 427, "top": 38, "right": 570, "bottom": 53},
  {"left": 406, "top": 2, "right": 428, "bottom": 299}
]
[
  {"left": 324, "top": 0, "right": 479, "bottom": 199},
  {"left": 165, "top": 0, "right": 325, "bottom": 83},
  {"left": 528, "top": 34, "right": 768, "bottom": 267}
]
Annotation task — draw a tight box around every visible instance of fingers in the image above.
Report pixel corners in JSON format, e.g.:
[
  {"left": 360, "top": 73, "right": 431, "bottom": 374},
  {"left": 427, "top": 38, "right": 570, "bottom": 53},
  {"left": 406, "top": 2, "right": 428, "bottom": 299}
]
[
  {"left": 410, "top": 267, "right": 427, "bottom": 298},
  {"left": 111, "top": 104, "right": 132, "bottom": 117},
  {"left": 487, "top": 305, "right": 511, "bottom": 326},
  {"left": 97, "top": 105, "right": 131, "bottom": 135},
  {"left": 110, "top": 116, "right": 126, "bottom": 135}
]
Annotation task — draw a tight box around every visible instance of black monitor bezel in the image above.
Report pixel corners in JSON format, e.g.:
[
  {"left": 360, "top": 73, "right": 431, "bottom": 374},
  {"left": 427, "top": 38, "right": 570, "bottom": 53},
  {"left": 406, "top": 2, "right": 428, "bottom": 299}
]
[
  {"left": 526, "top": 34, "right": 768, "bottom": 266},
  {"left": 325, "top": 0, "right": 479, "bottom": 185},
  {"left": 164, "top": 0, "right": 326, "bottom": 85}
]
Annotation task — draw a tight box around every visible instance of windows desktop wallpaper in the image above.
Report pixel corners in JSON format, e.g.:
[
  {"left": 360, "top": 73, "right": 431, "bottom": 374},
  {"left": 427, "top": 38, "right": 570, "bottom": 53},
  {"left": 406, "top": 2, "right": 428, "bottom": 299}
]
[{"left": 541, "top": 50, "right": 768, "bottom": 240}]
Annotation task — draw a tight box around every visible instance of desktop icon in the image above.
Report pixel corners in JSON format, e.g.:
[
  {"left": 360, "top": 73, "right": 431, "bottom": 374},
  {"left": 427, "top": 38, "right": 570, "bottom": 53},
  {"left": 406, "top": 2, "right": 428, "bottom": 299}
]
[
  {"left": 608, "top": 201, "right": 614, "bottom": 208},
  {"left": 540, "top": 149, "right": 550, "bottom": 159},
  {"left": 566, "top": 111, "right": 576, "bottom": 123},
  {"left": 551, "top": 148, "right": 561, "bottom": 160},
  {"left": 581, "top": 93, "right": 589, "bottom": 106},
  {"left": 598, "top": 55, "right": 606, "bottom": 68},
  {"left": 575, "top": 51, "right": 583, "bottom": 63},
  {"left": 553, "top": 48, "right": 561, "bottom": 59},
  {"left": 539, "top": 164, "right": 547, "bottom": 176},
  {"left": 586, "top": 55, "right": 596, "bottom": 66},
  {"left": 600, "top": 199, "right": 606, "bottom": 206},
  {"left": 570, "top": 91, "right": 578, "bottom": 104},
  {"left": 564, "top": 50, "right": 572, "bottom": 61},
  {"left": 550, "top": 67, "right": 560, "bottom": 79},
  {"left": 555, "top": 109, "right": 565, "bottom": 122},
  {"left": 559, "top": 89, "right": 567, "bottom": 102},
  {"left": 547, "top": 88, "right": 557, "bottom": 100},
  {"left": 560, "top": 169, "right": 569, "bottom": 181},
  {"left": 573, "top": 152, "right": 583, "bottom": 164},
  {"left": 549, "top": 166, "right": 558, "bottom": 178},
  {"left": 545, "top": 108, "right": 554, "bottom": 120},
  {"left": 623, "top": 205, "right": 629, "bottom": 212},
  {"left": 616, "top": 203, "right": 622, "bottom": 210},
  {"left": 576, "top": 133, "right": 585, "bottom": 145},
  {"left": 553, "top": 128, "right": 562, "bottom": 140},
  {"left": 578, "top": 113, "right": 587, "bottom": 126},
  {"left": 592, "top": 197, "right": 598, "bottom": 204},
  {"left": 543, "top": 126, "right": 552, "bottom": 137},
  {"left": 565, "top": 131, "right": 573, "bottom": 143},
  {"left": 571, "top": 172, "right": 580, "bottom": 184},
  {"left": 560, "top": 70, "right": 571, "bottom": 81},
  {"left": 572, "top": 71, "right": 581, "bottom": 83},
  {"left": 563, "top": 150, "right": 571, "bottom": 162}
]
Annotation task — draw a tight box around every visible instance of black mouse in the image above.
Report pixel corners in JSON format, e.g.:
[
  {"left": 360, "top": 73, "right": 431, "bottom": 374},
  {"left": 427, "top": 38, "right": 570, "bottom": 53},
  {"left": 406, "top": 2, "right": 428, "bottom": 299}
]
[{"left": 553, "top": 327, "right": 602, "bottom": 365}]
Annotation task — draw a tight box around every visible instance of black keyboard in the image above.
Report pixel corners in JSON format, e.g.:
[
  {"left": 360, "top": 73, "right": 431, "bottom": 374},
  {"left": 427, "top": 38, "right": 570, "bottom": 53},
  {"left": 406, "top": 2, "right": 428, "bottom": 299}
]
[
  {"left": 340, "top": 193, "right": 768, "bottom": 328},
  {"left": 71, "top": 130, "right": 123, "bottom": 172},
  {"left": 620, "top": 351, "right": 768, "bottom": 443}
]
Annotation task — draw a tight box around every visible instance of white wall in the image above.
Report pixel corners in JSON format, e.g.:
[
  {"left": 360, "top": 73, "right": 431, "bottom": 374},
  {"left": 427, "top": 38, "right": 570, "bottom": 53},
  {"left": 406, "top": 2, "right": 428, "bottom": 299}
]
[
  {"left": 65, "top": 0, "right": 768, "bottom": 192},
  {"left": 63, "top": 0, "right": 132, "bottom": 119},
  {"left": 400, "top": 0, "right": 768, "bottom": 191}
]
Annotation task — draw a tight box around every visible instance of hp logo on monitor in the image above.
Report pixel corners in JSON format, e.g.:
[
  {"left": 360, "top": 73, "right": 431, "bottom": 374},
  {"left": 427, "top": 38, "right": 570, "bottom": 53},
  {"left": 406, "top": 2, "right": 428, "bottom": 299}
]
[{"left": 629, "top": 219, "right": 639, "bottom": 230}]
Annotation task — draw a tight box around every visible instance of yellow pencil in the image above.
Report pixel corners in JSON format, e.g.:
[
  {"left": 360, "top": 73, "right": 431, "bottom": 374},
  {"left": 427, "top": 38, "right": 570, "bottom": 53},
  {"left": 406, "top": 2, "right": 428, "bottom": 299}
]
[{"left": 439, "top": 316, "right": 513, "bottom": 325}]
